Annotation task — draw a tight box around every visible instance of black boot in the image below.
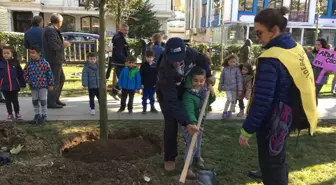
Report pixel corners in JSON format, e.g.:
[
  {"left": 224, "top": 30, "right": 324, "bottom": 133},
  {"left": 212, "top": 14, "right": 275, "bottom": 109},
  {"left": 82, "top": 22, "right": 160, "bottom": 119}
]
[
  {"left": 47, "top": 103, "right": 63, "bottom": 109},
  {"left": 150, "top": 105, "right": 158, "bottom": 113},
  {"left": 142, "top": 106, "right": 147, "bottom": 114},
  {"left": 56, "top": 100, "right": 66, "bottom": 106},
  {"left": 248, "top": 170, "right": 262, "bottom": 179}
]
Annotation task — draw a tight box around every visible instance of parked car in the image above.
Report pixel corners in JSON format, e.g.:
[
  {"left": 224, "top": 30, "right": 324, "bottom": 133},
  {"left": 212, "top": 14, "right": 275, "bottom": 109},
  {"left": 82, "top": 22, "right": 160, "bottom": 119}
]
[{"left": 61, "top": 32, "right": 99, "bottom": 52}]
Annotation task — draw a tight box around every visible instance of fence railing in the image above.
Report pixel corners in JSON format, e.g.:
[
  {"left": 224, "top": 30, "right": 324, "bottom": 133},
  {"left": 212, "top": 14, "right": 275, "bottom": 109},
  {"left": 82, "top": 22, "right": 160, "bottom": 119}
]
[
  {"left": 65, "top": 40, "right": 99, "bottom": 63},
  {"left": 25, "top": 40, "right": 99, "bottom": 64}
]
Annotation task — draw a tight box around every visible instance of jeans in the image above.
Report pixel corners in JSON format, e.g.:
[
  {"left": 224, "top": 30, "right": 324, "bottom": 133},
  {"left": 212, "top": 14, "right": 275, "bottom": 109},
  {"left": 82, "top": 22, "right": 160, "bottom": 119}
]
[
  {"left": 257, "top": 130, "right": 288, "bottom": 185},
  {"left": 142, "top": 88, "right": 155, "bottom": 107},
  {"left": 48, "top": 64, "right": 65, "bottom": 106},
  {"left": 111, "top": 66, "right": 124, "bottom": 95},
  {"left": 182, "top": 121, "right": 204, "bottom": 164},
  {"left": 120, "top": 89, "right": 135, "bottom": 110},
  {"left": 3, "top": 90, "right": 20, "bottom": 115},
  {"left": 31, "top": 88, "right": 47, "bottom": 115},
  {"left": 89, "top": 88, "right": 100, "bottom": 109},
  {"left": 224, "top": 91, "right": 237, "bottom": 112}
]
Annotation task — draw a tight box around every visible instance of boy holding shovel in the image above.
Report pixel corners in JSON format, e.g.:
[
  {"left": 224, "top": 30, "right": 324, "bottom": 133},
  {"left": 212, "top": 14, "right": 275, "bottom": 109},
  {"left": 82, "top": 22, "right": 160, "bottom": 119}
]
[{"left": 182, "top": 66, "right": 216, "bottom": 179}]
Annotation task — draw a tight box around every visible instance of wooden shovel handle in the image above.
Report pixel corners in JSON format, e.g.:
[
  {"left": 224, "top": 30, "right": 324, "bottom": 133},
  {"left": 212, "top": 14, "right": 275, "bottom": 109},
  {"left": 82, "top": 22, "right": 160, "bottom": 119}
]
[{"left": 178, "top": 90, "right": 211, "bottom": 184}]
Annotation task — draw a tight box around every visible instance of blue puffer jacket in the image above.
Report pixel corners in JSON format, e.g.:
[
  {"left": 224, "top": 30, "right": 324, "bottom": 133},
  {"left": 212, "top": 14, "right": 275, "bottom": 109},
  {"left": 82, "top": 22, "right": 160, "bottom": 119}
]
[
  {"left": 118, "top": 66, "right": 141, "bottom": 90},
  {"left": 242, "top": 34, "right": 295, "bottom": 134},
  {"left": 82, "top": 62, "right": 99, "bottom": 89}
]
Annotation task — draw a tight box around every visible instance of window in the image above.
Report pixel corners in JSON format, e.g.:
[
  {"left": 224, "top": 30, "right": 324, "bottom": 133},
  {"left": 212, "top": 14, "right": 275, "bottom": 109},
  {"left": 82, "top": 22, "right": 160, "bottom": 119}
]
[
  {"left": 303, "top": 29, "right": 315, "bottom": 45},
  {"left": 239, "top": 0, "right": 253, "bottom": 12},
  {"left": 61, "top": 15, "right": 75, "bottom": 32},
  {"left": 333, "top": 0, "right": 336, "bottom": 16},
  {"left": 318, "top": 0, "right": 328, "bottom": 16},
  {"left": 268, "top": 0, "right": 283, "bottom": 8},
  {"left": 258, "top": 0, "right": 265, "bottom": 12},
  {"left": 289, "top": 0, "right": 310, "bottom": 22},
  {"left": 13, "top": 11, "right": 33, "bottom": 32},
  {"left": 202, "top": 5, "right": 207, "bottom": 18},
  {"left": 79, "top": 0, "right": 98, "bottom": 7},
  {"left": 81, "top": 16, "right": 100, "bottom": 34}
]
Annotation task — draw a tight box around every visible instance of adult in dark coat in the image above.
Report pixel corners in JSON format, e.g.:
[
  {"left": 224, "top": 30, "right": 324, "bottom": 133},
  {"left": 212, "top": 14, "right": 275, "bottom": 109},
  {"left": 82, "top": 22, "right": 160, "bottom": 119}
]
[
  {"left": 24, "top": 16, "right": 44, "bottom": 50},
  {"left": 42, "top": 13, "right": 70, "bottom": 109},
  {"left": 106, "top": 24, "right": 130, "bottom": 100},
  {"left": 239, "top": 39, "right": 252, "bottom": 64},
  {"left": 156, "top": 37, "right": 215, "bottom": 172}
]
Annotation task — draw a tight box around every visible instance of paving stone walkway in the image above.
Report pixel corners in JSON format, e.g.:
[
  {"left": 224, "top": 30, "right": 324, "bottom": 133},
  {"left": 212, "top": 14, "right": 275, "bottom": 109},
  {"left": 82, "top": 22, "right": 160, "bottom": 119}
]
[{"left": 0, "top": 96, "right": 335, "bottom": 121}]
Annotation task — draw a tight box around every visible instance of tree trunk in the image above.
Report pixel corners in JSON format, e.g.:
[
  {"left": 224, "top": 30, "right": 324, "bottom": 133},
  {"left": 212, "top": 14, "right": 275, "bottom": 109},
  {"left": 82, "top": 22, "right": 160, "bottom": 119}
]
[{"left": 99, "top": 0, "right": 108, "bottom": 140}]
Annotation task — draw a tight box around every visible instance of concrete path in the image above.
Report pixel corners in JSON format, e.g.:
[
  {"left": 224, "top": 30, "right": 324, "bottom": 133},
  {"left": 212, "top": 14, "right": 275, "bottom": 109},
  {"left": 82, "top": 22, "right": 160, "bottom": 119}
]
[{"left": 0, "top": 96, "right": 336, "bottom": 121}]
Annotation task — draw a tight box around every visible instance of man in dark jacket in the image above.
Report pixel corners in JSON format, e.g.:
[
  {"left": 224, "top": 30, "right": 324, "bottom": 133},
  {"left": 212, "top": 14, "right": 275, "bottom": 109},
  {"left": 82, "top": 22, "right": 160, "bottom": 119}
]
[
  {"left": 24, "top": 16, "right": 43, "bottom": 51},
  {"left": 106, "top": 24, "right": 130, "bottom": 100},
  {"left": 42, "top": 13, "right": 69, "bottom": 109},
  {"left": 156, "top": 37, "right": 215, "bottom": 171}
]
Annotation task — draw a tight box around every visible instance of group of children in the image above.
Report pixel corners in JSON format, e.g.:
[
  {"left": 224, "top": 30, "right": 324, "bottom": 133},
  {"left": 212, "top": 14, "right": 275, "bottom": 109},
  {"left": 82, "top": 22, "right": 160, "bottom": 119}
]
[
  {"left": 81, "top": 50, "right": 158, "bottom": 115},
  {"left": 218, "top": 54, "right": 253, "bottom": 119},
  {"left": 0, "top": 46, "right": 54, "bottom": 124}
]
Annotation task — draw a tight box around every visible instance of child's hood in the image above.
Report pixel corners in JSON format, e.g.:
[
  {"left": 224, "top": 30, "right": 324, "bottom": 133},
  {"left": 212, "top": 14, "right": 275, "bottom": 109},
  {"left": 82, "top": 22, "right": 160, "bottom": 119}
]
[{"left": 184, "top": 74, "right": 193, "bottom": 89}]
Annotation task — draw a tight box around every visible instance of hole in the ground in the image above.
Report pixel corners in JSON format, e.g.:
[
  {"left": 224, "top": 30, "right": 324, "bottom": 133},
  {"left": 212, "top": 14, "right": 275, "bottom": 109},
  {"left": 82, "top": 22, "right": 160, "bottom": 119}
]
[{"left": 61, "top": 129, "right": 162, "bottom": 163}]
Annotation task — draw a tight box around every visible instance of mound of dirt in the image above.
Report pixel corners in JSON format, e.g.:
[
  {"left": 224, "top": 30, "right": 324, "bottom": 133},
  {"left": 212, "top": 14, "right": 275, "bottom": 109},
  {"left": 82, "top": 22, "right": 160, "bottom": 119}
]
[{"left": 63, "top": 137, "right": 160, "bottom": 163}]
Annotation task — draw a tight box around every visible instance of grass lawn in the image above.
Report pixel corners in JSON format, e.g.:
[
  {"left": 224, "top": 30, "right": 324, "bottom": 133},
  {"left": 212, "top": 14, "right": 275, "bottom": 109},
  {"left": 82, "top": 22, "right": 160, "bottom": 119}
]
[
  {"left": 19, "top": 64, "right": 336, "bottom": 98},
  {"left": 2, "top": 120, "right": 335, "bottom": 185}
]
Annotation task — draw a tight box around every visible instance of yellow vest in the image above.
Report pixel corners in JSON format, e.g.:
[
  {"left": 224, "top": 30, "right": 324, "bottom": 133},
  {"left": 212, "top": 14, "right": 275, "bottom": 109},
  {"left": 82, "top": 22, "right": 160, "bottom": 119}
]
[{"left": 248, "top": 44, "right": 318, "bottom": 135}]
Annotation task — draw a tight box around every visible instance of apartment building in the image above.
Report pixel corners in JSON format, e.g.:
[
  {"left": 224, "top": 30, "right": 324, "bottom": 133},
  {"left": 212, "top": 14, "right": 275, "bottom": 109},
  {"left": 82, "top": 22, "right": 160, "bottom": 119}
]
[
  {"left": 186, "top": 0, "right": 336, "bottom": 46},
  {"left": 0, "top": 0, "right": 173, "bottom": 36}
]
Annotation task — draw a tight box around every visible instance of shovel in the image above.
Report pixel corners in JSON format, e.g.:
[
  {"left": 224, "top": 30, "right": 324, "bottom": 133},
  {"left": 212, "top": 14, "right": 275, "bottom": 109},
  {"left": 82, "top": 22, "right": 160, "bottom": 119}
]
[{"left": 178, "top": 89, "right": 214, "bottom": 185}]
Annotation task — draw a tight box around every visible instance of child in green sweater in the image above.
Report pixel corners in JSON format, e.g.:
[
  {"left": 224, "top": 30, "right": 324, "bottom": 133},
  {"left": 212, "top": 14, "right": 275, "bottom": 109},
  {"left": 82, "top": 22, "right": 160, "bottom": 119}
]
[{"left": 182, "top": 66, "right": 216, "bottom": 179}]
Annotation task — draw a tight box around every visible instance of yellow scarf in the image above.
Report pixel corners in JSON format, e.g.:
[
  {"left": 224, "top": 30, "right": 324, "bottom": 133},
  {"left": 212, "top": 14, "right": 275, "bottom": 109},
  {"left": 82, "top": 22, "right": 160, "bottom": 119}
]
[{"left": 247, "top": 44, "right": 318, "bottom": 135}]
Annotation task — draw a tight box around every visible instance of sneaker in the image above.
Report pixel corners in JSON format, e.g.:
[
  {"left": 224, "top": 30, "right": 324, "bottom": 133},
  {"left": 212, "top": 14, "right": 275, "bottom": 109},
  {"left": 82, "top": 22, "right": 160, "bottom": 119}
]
[
  {"left": 222, "top": 112, "right": 228, "bottom": 119},
  {"left": 38, "top": 115, "right": 47, "bottom": 125},
  {"left": 15, "top": 113, "right": 22, "bottom": 120},
  {"left": 7, "top": 114, "right": 13, "bottom": 120},
  {"left": 33, "top": 114, "right": 41, "bottom": 124},
  {"left": 227, "top": 111, "right": 232, "bottom": 118},
  {"left": 186, "top": 168, "right": 197, "bottom": 180},
  {"left": 90, "top": 109, "right": 96, "bottom": 115},
  {"left": 248, "top": 170, "right": 262, "bottom": 179},
  {"left": 164, "top": 161, "right": 175, "bottom": 172},
  {"left": 237, "top": 109, "right": 245, "bottom": 117},
  {"left": 208, "top": 106, "right": 212, "bottom": 112},
  {"left": 117, "top": 108, "right": 125, "bottom": 113},
  {"left": 128, "top": 109, "right": 133, "bottom": 114},
  {"left": 150, "top": 105, "right": 158, "bottom": 113}
]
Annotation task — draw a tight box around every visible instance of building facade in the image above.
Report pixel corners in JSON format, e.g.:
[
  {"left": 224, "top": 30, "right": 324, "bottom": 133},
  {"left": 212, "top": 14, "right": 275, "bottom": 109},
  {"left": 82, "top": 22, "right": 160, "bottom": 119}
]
[
  {"left": 186, "top": 0, "right": 336, "bottom": 46},
  {"left": 0, "top": 0, "right": 172, "bottom": 36}
]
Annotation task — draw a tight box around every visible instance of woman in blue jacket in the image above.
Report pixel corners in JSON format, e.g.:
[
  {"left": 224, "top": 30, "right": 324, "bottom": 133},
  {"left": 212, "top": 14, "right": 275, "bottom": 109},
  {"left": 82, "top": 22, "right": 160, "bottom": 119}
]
[{"left": 239, "top": 7, "right": 317, "bottom": 185}]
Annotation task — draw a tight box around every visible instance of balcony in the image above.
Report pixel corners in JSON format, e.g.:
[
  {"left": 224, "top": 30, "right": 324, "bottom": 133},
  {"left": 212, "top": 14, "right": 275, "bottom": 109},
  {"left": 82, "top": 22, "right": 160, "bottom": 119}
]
[
  {"left": 211, "top": 15, "right": 220, "bottom": 27},
  {"left": 201, "top": 17, "right": 207, "bottom": 28}
]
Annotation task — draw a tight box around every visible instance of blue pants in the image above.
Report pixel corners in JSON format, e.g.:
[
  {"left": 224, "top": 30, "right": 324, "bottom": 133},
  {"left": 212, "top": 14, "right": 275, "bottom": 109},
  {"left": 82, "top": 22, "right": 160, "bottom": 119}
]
[
  {"left": 182, "top": 121, "right": 204, "bottom": 164},
  {"left": 142, "top": 88, "right": 155, "bottom": 107},
  {"left": 89, "top": 88, "right": 99, "bottom": 109}
]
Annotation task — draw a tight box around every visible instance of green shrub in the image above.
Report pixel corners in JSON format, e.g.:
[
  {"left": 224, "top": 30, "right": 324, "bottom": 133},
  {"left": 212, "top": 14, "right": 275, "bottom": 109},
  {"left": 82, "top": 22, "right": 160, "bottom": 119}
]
[
  {"left": 0, "top": 31, "right": 264, "bottom": 68},
  {"left": 0, "top": 32, "right": 27, "bottom": 62}
]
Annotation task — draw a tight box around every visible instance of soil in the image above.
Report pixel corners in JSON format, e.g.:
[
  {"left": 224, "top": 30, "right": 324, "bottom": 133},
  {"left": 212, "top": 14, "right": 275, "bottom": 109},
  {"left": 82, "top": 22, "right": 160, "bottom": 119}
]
[
  {"left": 0, "top": 124, "right": 188, "bottom": 185},
  {"left": 63, "top": 138, "right": 160, "bottom": 163}
]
